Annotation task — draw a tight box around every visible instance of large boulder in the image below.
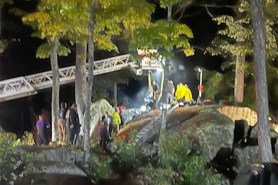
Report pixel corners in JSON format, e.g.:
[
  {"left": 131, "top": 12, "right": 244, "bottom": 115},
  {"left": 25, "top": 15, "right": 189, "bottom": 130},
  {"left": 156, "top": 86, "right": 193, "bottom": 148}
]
[
  {"left": 30, "top": 161, "right": 87, "bottom": 176},
  {"left": 233, "top": 146, "right": 259, "bottom": 172},
  {"left": 122, "top": 108, "right": 141, "bottom": 124},
  {"left": 19, "top": 146, "right": 84, "bottom": 165},
  {"left": 89, "top": 99, "right": 114, "bottom": 136},
  {"left": 179, "top": 109, "right": 235, "bottom": 162}
]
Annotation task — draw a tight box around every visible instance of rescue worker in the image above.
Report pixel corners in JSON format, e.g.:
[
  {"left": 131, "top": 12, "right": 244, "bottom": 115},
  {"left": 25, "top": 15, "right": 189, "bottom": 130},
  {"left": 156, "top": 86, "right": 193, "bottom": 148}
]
[
  {"left": 113, "top": 107, "right": 121, "bottom": 131},
  {"left": 175, "top": 82, "right": 186, "bottom": 105},
  {"left": 184, "top": 84, "right": 193, "bottom": 106},
  {"left": 57, "top": 102, "right": 67, "bottom": 144}
]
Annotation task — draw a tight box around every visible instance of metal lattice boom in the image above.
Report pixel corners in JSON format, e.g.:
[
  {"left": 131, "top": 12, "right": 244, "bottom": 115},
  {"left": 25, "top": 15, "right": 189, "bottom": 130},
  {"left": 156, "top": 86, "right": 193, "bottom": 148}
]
[{"left": 0, "top": 54, "right": 141, "bottom": 102}]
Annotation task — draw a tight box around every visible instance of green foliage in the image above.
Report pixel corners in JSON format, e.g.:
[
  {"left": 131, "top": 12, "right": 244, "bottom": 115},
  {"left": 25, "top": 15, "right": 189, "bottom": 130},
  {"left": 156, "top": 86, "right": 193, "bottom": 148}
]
[
  {"left": 207, "top": 0, "right": 278, "bottom": 67},
  {"left": 36, "top": 43, "right": 71, "bottom": 59},
  {"left": 159, "top": 0, "right": 181, "bottom": 9},
  {"left": 114, "top": 131, "right": 141, "bottom": 170},
  {"left": 145, "top": 133, "right": 228, "bottom": 185},
  {"left": 203, "top": 70, "right": 234, "bottom": 101},
  {"left": 130, "top": 19, "right": 194, "bottom": 57},
  {"left": 22, "top": 0, "right": 154, "bottom": 57},
  {"left": 20, "top": 132, "right": 35, "bottom": 145},
  {"left": 145, "top": 164, "right": 174, "bottom": 185},
  {"left": 89, "top": 153, "right": 112, "bottom": 182},
  {"left": 158, "top": 134, "right": 191, "bottom": 170},
  {"left": 0, "top": 132, "right": 21, "bottom": 183}
]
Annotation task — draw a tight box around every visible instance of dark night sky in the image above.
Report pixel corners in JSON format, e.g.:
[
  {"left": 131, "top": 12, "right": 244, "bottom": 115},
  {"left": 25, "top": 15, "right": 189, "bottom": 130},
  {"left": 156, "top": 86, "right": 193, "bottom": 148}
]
[{"left": 0, "top": 0, "right": 236, "bottom": 134}]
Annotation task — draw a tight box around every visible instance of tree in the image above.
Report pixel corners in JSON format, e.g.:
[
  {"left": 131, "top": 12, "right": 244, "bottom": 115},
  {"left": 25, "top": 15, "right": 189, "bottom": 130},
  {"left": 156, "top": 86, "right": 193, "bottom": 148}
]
[
  {"left": 250, "top": 0, "right": 273, "bottom": 161},
  {"left": 130, "top": 0, "right": 194, "bottom": 130},
  {"left": 206, "top": 0, "right": 278, "bottom": 104},
  {"left": 0, "top": 0, "right": 13, "bottom": 53},
  {"left": 22, "top": 0, "right": 72, "bottom": 142},
  {"left": 60, "top": 0, "right": 155, "bottom": 165}
]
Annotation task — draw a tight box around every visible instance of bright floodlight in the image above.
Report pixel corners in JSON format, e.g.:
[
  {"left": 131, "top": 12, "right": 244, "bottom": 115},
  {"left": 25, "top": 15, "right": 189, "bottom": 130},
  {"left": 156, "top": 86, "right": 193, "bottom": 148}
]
[{"left": 140, "top": 105, "right": 147, "bottom": 112}]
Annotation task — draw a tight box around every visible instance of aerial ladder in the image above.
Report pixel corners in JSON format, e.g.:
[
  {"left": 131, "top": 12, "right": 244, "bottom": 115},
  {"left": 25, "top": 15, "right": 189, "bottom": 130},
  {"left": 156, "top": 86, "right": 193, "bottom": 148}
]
[
  {"left": 0, "top": 49, "right": 164, "bottom": 103},
  {"left": 0, "top": 54, "right": 146, "bottom": 102}
]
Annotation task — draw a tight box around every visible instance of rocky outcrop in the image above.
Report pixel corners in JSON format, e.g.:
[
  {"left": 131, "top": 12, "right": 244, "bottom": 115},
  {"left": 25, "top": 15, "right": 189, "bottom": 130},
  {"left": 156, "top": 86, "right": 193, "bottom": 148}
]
[
  {"left": 179, "top": 109, "right": 235, "bottom": 162},
  {"left": 233, "top": 146, "right": 259, "bottom": 172},
  {"left": 89, "top": 99, "right": 115, "bottom": 136},
  {"left": 19, "top": 146, "right": 84, "bottom": 165}
]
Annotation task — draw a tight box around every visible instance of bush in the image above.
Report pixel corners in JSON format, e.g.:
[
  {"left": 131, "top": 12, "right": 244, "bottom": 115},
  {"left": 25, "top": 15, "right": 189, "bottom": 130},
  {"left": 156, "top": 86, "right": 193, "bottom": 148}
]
[
  {"left": 114, "top": 131, "right": 141, "bottom": 170},
  {"left": 145, "top": 133, "right": 229, "bottom": 185},
  {"left": 89, "top": 153, "right": 112, "bottom": 182},
  {"left": 0, "top": 132, "right": 21, "bottom": 184},
  {"left": 20, "top": 131, "right": 35, "bottom": 145}
]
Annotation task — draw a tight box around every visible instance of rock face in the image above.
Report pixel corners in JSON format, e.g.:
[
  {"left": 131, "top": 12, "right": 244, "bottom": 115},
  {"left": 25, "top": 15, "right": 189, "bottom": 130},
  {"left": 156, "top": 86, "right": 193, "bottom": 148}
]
[
  {"left": 19, "top": 146, "right": 84, "bottom": 165},
  {"left": 89, "top": 99, "right": 115, "bottom": 136},
  {"left": 179, "top": 109, "right": 235, "bottom": 162},
  {"left": 233, "top": 146, "right": 259, "bottom": 172}
]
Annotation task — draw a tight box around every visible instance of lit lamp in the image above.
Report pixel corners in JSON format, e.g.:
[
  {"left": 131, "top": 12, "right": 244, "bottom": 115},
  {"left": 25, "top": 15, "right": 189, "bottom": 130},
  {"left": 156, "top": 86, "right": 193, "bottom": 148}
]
[{"left": 194, "top": 66, "right": 203, "bottom": 105}]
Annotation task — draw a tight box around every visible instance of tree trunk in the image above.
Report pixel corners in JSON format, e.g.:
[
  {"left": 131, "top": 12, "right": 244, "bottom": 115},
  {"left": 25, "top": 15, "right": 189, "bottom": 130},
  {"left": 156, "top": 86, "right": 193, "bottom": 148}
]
[
  {"left": 250, "top": 0, "right": 273, "bottom": 162},
  {"left": 161, "top": 2, "right": 173, "bottom": 131},
  {"left": 234, "top": 54, "right": 245, "bottom": 104},
  {"left": 83, "top": 0, "right": 95, "bottom": 166},
  {"left": 50, "top": 39, "right": 59, "bottom": 142},
  {"left": 114, "top": 82, "right": 117, "bottom": 108},
  {"left": 75, "top": 43, "right": 87, "bottom": 139}
]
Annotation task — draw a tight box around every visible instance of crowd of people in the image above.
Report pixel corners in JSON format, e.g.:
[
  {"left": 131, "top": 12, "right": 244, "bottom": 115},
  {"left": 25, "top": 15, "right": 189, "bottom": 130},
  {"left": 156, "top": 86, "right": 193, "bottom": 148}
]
[
  {"left": 33, "top": 80, "right": 192, "bottom": 148},
  {"left": 149, "top": 79, "right": 193, "bottom": 109},
  {"left": 34, "top": 102, "right": 81, "bottom": 146},
  {"left": 34, "top": 102, "right": 125, "bottom": 151}
]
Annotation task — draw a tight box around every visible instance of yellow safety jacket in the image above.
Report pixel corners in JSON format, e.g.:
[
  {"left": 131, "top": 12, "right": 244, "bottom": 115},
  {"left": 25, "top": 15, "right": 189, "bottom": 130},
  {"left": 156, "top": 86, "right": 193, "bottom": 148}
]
[
  {"left": 113, "top": 112, "right": 121, "bottom": 125},
  {"left": 175, "top": 85, "right": 185, "bottom": 100},
  {"left": 184, "top": 86, "right": 193, "bottom": 102}
]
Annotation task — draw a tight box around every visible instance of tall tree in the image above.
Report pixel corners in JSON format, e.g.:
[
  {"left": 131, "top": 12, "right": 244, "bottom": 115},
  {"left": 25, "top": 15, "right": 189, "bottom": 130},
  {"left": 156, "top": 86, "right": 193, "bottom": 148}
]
[
  {"left": 250, "top": 0, "right": 273, "bottom": 161},
  {"left": 206, "top": 0, "right": 278, "bottom": 104},
  {"left": 130, "top": 0, "right": 194, "bottom": 130},
  {"left": 22, "top": 0, "right": 72, "bottom": 142},
  {"left": 61, "top": 0, "right": 155, "bottom": 164}
]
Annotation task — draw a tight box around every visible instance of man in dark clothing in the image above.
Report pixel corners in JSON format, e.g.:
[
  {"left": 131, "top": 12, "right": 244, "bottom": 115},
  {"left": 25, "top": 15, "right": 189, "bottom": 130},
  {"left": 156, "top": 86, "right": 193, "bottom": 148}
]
[
  {"left": 166, "top": 80, "right": 175, "bottom": 105},
  {"left": 36, "top": 114, "right": 50, "bottom": 145},
  {"left": 100, "top": 116, "right": 109, "bottom": 150},
  {"left": 152, "top": 80, "right": 159, "bottom": 109},
  {"left": 68, "top": 103, "right": 80, "bottom": 145}
]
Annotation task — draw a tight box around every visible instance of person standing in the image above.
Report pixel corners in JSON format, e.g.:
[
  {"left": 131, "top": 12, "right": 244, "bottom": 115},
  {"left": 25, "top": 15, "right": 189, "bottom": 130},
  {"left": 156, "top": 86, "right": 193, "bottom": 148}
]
[
  {"left": 119, "top": 108, "right": 125, "bottom": 129},
  {"left": 113, "top": 107, "right": 121, "bottom": 131},
  {"left": 100, "top": 116, "right": 109, "bottom": 151},
  {"left": 175, "top": 82, "right": 186, "bottom": 105},
  {"left": 184, "top": 84, "right": 193, "bottom": 106},
  {"left": 36, "top": 114, "right": 50, "bottom": 146},
  {"left": 166, "top": 80, "right": 175, "bottom": 106},
  {"left": 68, "top": 103, "right": 80, "bottom": 145},
  {"left": 151, "top": 80, "right": 159, "bottom": 109},
  {"left": 57, "top": 102, "right": 67, "bottom": 144}
]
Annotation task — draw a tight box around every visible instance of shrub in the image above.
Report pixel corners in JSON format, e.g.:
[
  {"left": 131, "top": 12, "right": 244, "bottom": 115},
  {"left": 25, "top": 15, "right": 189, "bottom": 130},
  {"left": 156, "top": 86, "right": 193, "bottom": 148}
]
[
  {"left": 0, "top": 132, "right": 21, "bottom": 184},
  {"left": 145, "top": 133, "right": 229, "bottom": 185},
  {"left": 20, "top": 131, "right": 35, "bottom": 145},
  {"left": 114, "top": 131, "right": 141, "bottom": 170},
  {"left": 89, "top": 153, "right": 112, "bottom": 182}
]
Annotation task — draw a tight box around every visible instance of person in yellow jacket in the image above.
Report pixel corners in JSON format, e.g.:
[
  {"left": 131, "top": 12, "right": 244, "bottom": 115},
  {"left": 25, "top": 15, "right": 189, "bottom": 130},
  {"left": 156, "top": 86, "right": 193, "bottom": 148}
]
[
  {"left": 175, "top": 82, "right": 186, "bottom": 104},
  {"left": 184, "top": 84, "right": 193, "bottom": 105},
  {"left": 113, "top": 107, "right": 121, "bottom": 131}
]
